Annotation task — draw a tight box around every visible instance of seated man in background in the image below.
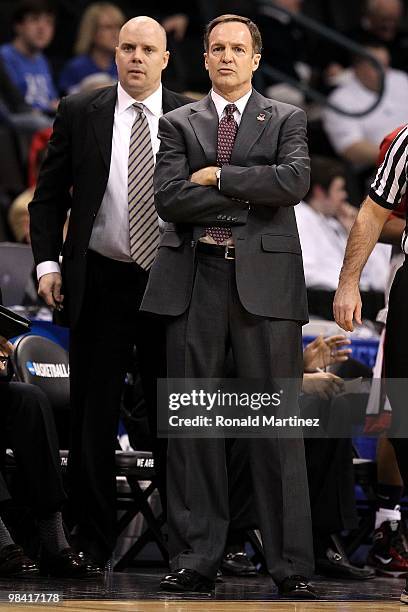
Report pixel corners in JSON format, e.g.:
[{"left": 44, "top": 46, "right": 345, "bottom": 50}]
[
  {"left": 295, "top": 156, "right": 391, "bottom": 320},
  {"left": 0, "top": 287, "right": 93, "bottom": 578},
  {"left": 322, "top": 37, "right": 408, "bottom": 170},
  {"left": 0, "top": 0, "right": 58, "bottom": 114},
  {"left": 225, "top": 334, "right": 375, "bottom": 580},
  {"left": 322, "top": 0, "right": 408, "bottom": 81},
  {"left": 302, "top": 335, "right": 374, "bottom": 580}
]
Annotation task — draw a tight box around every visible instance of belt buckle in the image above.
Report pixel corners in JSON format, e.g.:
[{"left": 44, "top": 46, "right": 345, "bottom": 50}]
[{"left": 224, "top": 245, "right": 235, "bottom": 260}]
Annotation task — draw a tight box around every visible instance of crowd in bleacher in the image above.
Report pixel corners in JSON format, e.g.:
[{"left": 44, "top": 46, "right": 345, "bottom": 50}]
[{"left": 1, "top": 0, "right": 408, "bottom": 319}]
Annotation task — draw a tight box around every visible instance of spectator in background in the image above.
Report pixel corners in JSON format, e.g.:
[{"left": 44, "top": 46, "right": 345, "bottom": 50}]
[
  {"left": 7, "top": 196, "right": 30, "bottom": 244},
  {"left": 0, "top": 57, "right": 52, "bottom": 133},
  {"left": 59, "top": 2, "right": 125, "bottom": 95},
  {"left": 255, "top": 0, "right": 311, "bottom": 105},
  {"left": 224, "top": 334, "right": 375, "bottom": 581},
  {"left": 359, "top": 0, "right": 408, "bottom": 71},
  {"left": 301, "top": 335, "right": 375, "bottom": 581},
  {"left": 92, "top": 1, "right": 199, "bottom": 91},
  {"left": 325, "top": 0, "right": 408, "bottom": 78},
  {"left": 0, "top": 0, "right": 58, "bottom": 114},
  {"left": 8, "top": 130, "right": 51, "bottom": 244},
  {"left": 295, "top": 156, "right": 391, "bottom": 320},
  {"left": 323, "top": 38, "right": 408, "bottom": 169}
]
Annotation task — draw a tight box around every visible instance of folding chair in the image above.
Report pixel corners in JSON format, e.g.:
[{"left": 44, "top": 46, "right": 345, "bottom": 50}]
[
  {"left": 11, "top": 334, "right": 168, "bottom": 569},
  {"left": 11, "top": 334, "right": 70, "bottom": 448}
]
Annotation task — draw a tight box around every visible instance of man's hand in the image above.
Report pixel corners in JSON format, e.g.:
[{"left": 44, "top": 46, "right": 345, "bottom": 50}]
[
  {"left": 303, "top": 334, "right": 352, "bottom": 372},
  {"left": 190, "top": 166, "right": 219, "bottom": 186},
  {"left": 302, "top": 372, "right": 344, "bottom": 399},
  {"left": 333, "top": 197, "right": 389, "bottom": 332},
  {"left": 0, "top": 335, "right": 13, "bottom": 372},
  {"left": 38, "top": 272, "right": 64, "bottom": 310},
  {"left": 333, "top": 282, "right": 362, "bottom": 332}
]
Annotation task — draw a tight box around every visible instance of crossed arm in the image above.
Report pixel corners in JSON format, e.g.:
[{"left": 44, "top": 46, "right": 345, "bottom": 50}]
[{"left": 154, "top": 108, "right": 310, "bottom": 224}]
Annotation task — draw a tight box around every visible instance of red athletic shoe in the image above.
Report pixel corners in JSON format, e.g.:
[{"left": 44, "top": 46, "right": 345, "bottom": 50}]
[{"left": 367, "top": 520, "right": 408, "bottom": 577}]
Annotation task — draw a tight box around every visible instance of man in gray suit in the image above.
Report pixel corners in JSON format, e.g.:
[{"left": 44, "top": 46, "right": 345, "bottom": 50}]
[{"left": 142, "top": 14, "right": 315, "bottom": 597}]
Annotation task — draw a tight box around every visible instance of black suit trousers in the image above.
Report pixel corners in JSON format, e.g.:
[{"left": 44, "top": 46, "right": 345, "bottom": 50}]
[
  {"left": 68, "top": 250, "right": 165, "bottom": 563},
  {"left": 0, "top": 382, "right": 65, "bottom": 515},
  {"left": 165, "top": 250, "right": 314, "bottom": 582}
]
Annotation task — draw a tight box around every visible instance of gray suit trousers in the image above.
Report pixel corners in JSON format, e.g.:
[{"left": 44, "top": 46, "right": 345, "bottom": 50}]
[{"left": 165, "top": 249, "right": 314, "bottom": 582}]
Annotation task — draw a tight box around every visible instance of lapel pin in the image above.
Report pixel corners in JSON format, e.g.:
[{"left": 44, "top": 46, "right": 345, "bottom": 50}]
[{"left": 257, "top": 113, "right": 266, "bottom": 122}]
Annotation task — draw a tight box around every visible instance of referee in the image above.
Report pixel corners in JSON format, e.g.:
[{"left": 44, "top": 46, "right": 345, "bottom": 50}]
[{"left": 333, "top": 124, "right": 408, "bottom": 605}]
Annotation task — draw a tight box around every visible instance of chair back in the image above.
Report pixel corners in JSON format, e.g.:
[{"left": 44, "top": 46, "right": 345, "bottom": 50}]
[
  {"left": 0, "top": 242, "right": 34, "bottom": 305},
  {"left": 11, "top": 334, "right": 70, "bottom": 410}
]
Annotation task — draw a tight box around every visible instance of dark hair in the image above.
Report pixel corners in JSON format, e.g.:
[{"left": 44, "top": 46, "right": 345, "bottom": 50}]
[
  {"left": 13, "top": 0, "right": 56, "bottom": 25},
  {"left": 305, "top": 156, "right": 346, "bottom": 200},
  {"left": 204, "top": 14, "right": 262, "bottom": 54},
  {"left": 350, "top": 32, "right": 387, "bottom": 65}
]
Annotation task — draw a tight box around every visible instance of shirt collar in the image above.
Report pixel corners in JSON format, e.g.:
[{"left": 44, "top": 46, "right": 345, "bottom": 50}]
[
  {"left": 116, "top": 82, "right": 163, "bottom": 117},
  {"left": 210, "top": 88, "right": 252, "bottom": 120}
]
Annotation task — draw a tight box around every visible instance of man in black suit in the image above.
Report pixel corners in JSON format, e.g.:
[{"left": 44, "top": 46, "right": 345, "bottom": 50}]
[
  {"left": 142, "top": 14, "right": 315, "bottom": 597},
  {"left": 29, "top": 16, "right": 190, "bottom": 566}
]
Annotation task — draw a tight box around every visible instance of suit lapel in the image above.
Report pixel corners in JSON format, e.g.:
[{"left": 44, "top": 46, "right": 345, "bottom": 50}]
[
  {"left": 187, "top": 94, "right": 218, "bottom": 164},
  {"left": 88, "top": 86, "right": 117, "bottom": 172},
  {"left": 162, "top": 88, "right": 183, "bottom": 113},
  {"left": 230, "top": 90, "right": 273, "bottom": 166}
]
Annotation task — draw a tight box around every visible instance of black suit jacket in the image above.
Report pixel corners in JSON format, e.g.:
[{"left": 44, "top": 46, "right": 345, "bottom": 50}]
[
  {"left": 141, "top": 90, "right": 309, "bottom": 321},
  {"left": 29, "top": 85, "right": 190, "bottom": 328}
]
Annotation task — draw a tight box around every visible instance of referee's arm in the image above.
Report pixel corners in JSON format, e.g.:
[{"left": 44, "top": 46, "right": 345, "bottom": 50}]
[
  {"left": 334, "top": 126, "right": 408, "bottom": 332},
  {"left": 333, "top": 197, "right": 391, "bottom": 332}
]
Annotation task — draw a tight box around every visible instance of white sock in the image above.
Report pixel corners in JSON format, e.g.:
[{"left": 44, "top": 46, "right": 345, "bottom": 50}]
[{"left": 375, "top": 505, "right": 401, "bottom": 529}]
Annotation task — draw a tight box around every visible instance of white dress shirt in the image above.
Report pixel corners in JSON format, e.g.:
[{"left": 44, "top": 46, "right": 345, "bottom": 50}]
[
  {"left": 295, "top": 201, "right": 391, "bottom": 291},
  {"left": 37, "top": 82, "right": 163, "bottom": 278},
  {"left": 323, "top": 69, "right": 408, "bottom": 160},
  {"left": 210, "top": 88, "right": 251, "bottom": 127},
  {"left": 200, "top": 89, "right": 252, "bottom": 245}
]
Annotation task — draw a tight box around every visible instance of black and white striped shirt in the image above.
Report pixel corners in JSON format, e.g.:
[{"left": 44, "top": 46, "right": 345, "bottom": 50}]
[{"left": 369, "top": 124, "right": 408, "bottom": 210}]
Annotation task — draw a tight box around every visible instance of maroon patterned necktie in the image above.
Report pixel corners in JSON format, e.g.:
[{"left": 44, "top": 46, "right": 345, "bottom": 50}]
[{"left": 205, "top": 103, "right": 238, "bottom": 244}]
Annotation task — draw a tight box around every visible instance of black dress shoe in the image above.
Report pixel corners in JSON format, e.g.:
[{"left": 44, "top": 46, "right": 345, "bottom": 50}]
[
  {"left": 77, "top": 552, "right": 104, "bottom": 577},
  {"left": 160, "top": 569, "right": 215, "bottom": 594},
  {"left": 316, "top": 548, "right": 375, "bottom": 580},
  {"left": 0, "top": 544, "right": 38, "bottom": 577},
  {"left": 221, "top": 551, "right": 257, "bottom": 576},
  {"left": 278, "top": 575, "right": 317, "bottom": 599},
  {"left": 40, "top": 547, "right": 99, "bottom": 579}
]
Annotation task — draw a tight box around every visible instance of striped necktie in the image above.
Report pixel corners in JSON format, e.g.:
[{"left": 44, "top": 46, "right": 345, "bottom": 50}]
[{"left": 128, "top": 102, "right": 159, "bottom": 270}]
